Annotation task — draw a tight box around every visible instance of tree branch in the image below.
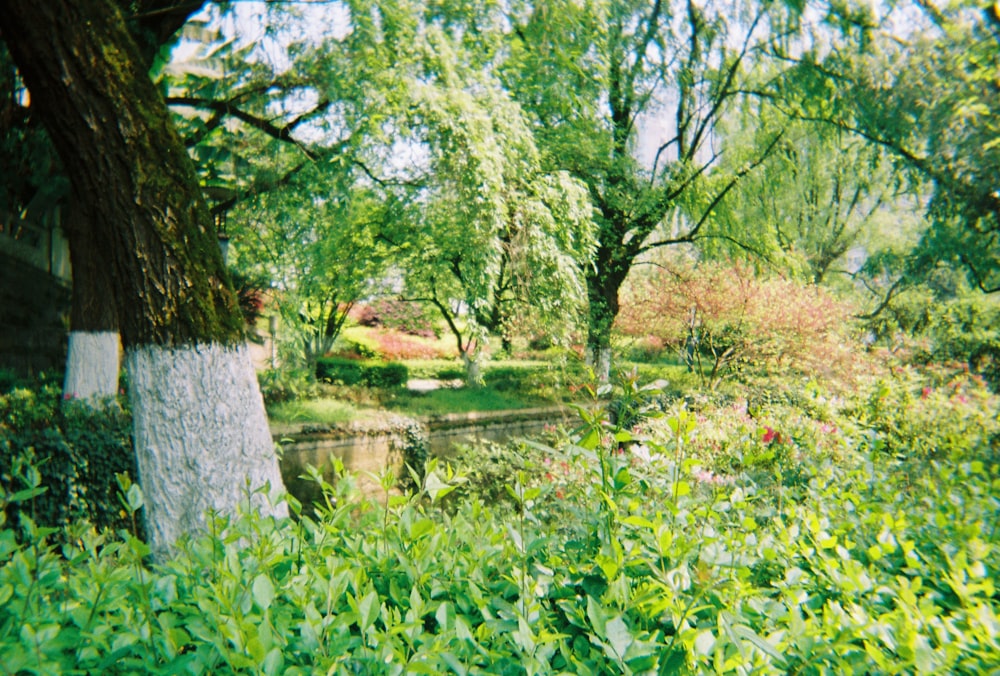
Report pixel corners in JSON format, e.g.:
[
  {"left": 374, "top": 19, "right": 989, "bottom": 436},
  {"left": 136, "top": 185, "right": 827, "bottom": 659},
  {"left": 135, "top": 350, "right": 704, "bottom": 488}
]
[
  {"left": 209, "top": 160, "right": 309, "bottom": 216},
  {"left": 855, "top": 275, "right": 908, "bottom": 320},
  {"left": 960, "top": 253, "right": 1000, "bottom": 293},
  {"left": 166, "top": 94, "right": 330, "bottom": 157},
  {"left": 639, "top": 131, "right": 785, "bottom": 254}
]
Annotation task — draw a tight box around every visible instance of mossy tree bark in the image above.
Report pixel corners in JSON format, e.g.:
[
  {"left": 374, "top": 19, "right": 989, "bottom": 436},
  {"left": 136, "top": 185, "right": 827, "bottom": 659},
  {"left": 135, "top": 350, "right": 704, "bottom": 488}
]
[{"left": 1, "top": 0, "right": 288, "bottom": 556}]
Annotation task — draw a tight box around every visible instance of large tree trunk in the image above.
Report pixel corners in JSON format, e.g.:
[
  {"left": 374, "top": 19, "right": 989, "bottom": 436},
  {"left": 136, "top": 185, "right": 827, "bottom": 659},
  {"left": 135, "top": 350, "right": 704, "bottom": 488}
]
[
  {"left": 1, "top": 0, "right": 288, "bottom": 557},
  {"left": 62, "top": 204, "right": 121, "bottom": 404}
]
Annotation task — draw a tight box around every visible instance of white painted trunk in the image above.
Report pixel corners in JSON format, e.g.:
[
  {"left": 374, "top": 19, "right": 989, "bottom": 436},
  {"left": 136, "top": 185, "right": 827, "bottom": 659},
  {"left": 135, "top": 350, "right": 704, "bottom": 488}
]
[
  {"left": 595, "top": 346, "right": 612, "bottom": 383},
  {"left": 585, "top": 345, "right": 612, "bottom": 383},
  {"left": 63, "top": 331, "right": 120, "bottom": 404},
  {"left": 126, "top": 343, "right": 288, "bottom": 558},
  {"left": 463, "top": 353, "right": 483, "bottom": 388}
]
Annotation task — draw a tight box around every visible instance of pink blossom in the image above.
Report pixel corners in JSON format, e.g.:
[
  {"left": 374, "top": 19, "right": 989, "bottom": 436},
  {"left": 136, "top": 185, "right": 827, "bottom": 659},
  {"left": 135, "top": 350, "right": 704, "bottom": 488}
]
[{"left": 693, "top": 469, "right": 733, "bottom": 486}]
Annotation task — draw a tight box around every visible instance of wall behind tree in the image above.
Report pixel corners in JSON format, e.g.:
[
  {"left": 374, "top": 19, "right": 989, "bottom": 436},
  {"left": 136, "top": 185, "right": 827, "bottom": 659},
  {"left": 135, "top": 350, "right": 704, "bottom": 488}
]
[{"left": 0, "top": 250, "right": 69, "bottom": 375}]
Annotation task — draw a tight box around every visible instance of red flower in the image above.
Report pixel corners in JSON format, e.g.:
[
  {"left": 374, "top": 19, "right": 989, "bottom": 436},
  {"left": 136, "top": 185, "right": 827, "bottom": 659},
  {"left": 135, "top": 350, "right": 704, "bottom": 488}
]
[
  {"left": 762, "top": 427, "right": 779, "bottom": 444},
  {"left": 921, "top": 386, "right": 932, "bottom": 399}
]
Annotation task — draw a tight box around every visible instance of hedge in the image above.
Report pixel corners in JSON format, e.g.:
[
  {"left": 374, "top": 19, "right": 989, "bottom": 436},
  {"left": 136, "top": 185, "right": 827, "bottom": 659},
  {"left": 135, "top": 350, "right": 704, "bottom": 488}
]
[{"left": 316, "top": 357, "right": 409, "bottom": 388}]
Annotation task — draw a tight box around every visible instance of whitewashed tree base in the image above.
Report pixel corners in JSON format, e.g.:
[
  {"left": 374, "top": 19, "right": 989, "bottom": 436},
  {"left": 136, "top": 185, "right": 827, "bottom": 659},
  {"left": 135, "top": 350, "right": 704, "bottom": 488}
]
[
  {"left": 596, "top": 347, "right": 611, "bottom": 383},
  {"left": 585, "top": 345, "right": 612, "bottom": 383},
  {"left": 463, "top": 354, "right": 483, "bottom": 388},
  {"left": 63, "top": 331, "right": 120, "bottom": 404},
  {"left": 126, "top": 343, "right": 288, "bottom": 558}
]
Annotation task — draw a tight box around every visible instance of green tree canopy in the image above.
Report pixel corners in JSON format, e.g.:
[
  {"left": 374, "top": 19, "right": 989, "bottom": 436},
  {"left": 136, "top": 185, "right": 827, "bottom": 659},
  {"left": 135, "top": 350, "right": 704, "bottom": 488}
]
[
  {"left": 500, "top": 0, "right": 802, "bottom": 378},
  {"left": 782, "top": 0, "right": 999, "bottom": 293}
]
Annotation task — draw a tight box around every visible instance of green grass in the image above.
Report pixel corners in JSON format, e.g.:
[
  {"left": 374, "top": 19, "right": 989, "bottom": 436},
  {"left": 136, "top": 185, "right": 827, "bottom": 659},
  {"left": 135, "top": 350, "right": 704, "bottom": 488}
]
[
  {"left": 267, "top": 398, "right": 368, "bottom": 426},
  {"left": 266, "top": 358, "right": 701, "bottom": 426},
  {"left": 382, "top": 385, "right": 541, "bottom": 417}
]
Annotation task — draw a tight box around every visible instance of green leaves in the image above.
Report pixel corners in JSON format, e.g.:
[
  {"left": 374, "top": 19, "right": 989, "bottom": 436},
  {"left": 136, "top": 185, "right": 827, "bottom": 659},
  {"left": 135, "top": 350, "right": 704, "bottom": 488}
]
[
  {"left": 251, "top": 574, "right": 275, "bottom": 611},
  {"left": 2, "top": 371, "right": 999, "bottom": 673}
]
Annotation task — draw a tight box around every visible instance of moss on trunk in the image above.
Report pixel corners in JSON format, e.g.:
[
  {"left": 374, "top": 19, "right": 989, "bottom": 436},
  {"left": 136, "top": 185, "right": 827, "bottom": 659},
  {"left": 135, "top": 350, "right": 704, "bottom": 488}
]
[{"left": 0, "top": 0, "right": 242, "bottom": 348}]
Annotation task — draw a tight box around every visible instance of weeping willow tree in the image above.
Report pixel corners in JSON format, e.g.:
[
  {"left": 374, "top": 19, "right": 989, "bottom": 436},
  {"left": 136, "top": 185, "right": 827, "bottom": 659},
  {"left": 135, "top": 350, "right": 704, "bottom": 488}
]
[{"left": 399, "top": 27, "right": 595, "bottom": 385}]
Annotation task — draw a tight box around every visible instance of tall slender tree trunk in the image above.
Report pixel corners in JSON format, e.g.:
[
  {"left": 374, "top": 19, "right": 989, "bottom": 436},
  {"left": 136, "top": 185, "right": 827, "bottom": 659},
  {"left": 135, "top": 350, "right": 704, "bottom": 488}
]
[
  {"left": 1, "top": 0, "right": 287, "bottom": 557},
  {"left": 585, "top": 252, "right": 625, "bottom": 384},
  {"left": 62, "top": 204, "right": 121, "bottom": 404}
]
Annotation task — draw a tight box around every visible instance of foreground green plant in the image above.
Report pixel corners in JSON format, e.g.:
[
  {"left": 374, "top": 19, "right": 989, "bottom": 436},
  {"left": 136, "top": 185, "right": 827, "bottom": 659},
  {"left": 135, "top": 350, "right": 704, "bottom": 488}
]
[{"left": 1, "top": 373, "right": 997, "bottom": 674}]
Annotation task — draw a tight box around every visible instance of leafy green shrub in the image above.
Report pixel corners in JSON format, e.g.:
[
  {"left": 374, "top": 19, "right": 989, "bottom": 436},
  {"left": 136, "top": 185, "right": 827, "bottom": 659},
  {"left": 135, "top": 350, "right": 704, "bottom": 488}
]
[
  {"left": 2, "top": 377, "right": 997, "bottom": 674},
  {"left": 484, "top": 364, "right": 548, "bottom": 392},
  {"left": 446, "top": 439, "right": 551, "bottom": 507},
  {"left": 969, "top": 341, "right": 1000, "bottom": 392},
  {"left": 916, "top": 296, "right": 999, "bottom": 369},
  {"left": 315, "top": 356, "right": 364, "bottom": 385},
  {"left": 482, "top": 361, "right": 590, "bottom": 402},
  {"left": 368, "top": 362, "right": 409, "bottom": 388},
  {"left": 316, "top": 357, "right": 409, "bottom": 388},
  {"left": 335, "top": 335, "right": 380, "bottom": 359},
  {"left": 257, "top": 367, "right": 321, "bottom": 406},
  {"left": 0, "top": 368, "right": 31, "bottom": 392},
  {"left": 870, "top": 289, "right": 1000, "bottom": 391},
  {"left": 355, "top": 299, "right": 439, "bottom": 338},
  {"left": 845, "top": 367, "right": 998, "bottom": 461},
  {"left": 618, "top": 335, "right": 668, "bottom": 363},
  {"left": 0, "top": 382, "right": 138, "bottom": 538}
]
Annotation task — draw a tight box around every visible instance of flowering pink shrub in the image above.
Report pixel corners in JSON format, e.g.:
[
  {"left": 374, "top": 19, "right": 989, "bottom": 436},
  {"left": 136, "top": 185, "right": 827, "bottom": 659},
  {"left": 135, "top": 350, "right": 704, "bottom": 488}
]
[
  {"left": 616, "top": 260, "right": 860, "bottom": 386},
  {"left": 370, "top": 329, "right": 454, "bottom": 360},
  {"left": 352, "top": 300, "right": 438, "bottom": 338}
]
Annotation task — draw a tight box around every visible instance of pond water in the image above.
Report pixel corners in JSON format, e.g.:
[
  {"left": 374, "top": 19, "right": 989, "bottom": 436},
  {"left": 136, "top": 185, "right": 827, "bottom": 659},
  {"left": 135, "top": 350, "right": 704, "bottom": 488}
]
[{"left": 276, "top": 406, "right": 572, "bottom": 506}]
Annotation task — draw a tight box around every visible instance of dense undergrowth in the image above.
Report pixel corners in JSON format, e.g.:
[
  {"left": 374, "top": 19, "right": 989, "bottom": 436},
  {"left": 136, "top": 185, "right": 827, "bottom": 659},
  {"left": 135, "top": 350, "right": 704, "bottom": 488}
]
[
  {"left": 0, "top": 376, "right": 137, "bottom": 538},
  {"left": 1, "top": 364, "right": 998, "bottom": 674}
]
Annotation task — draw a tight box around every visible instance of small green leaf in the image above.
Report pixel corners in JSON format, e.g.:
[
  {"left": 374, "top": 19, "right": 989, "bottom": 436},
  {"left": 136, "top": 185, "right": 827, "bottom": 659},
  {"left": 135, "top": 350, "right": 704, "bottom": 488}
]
[
  {"left": 604, "top": 616, "right": 632, "bottom": 660},
  {"left": 358, "top": 590, "right": 380, "bottom": 632},
  {"left": 732, "top": 624, "right": 786, "bottom": 665},
  {"left": 8, "top": 487, "right": 46, "bottom": 503},
  {"left": 694, "top": 630, "right": 715, "bottom": 656},
  {"left": 252, "top": 574, "right": 275, "bottom": 611},
  {"left": 622, "top": 515, "right": 655, "bottom": 529},
  {"left": 424, "top": 471, "right": 457, "bottom": 504},
  {"left": 586, "top": 595, "right": 607, "bottom": 638},
  {"left": 436, "top": 601, "right": 456, "bottom": 631},
  {"left": 513, "top": 615, "right": 536, "bottom": 653},
  {"left": 126, "top": 483, "right": 144, "bottom": 512},
  {"left": 262, "top": 647, "right": 283, "bottom": 676}
]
